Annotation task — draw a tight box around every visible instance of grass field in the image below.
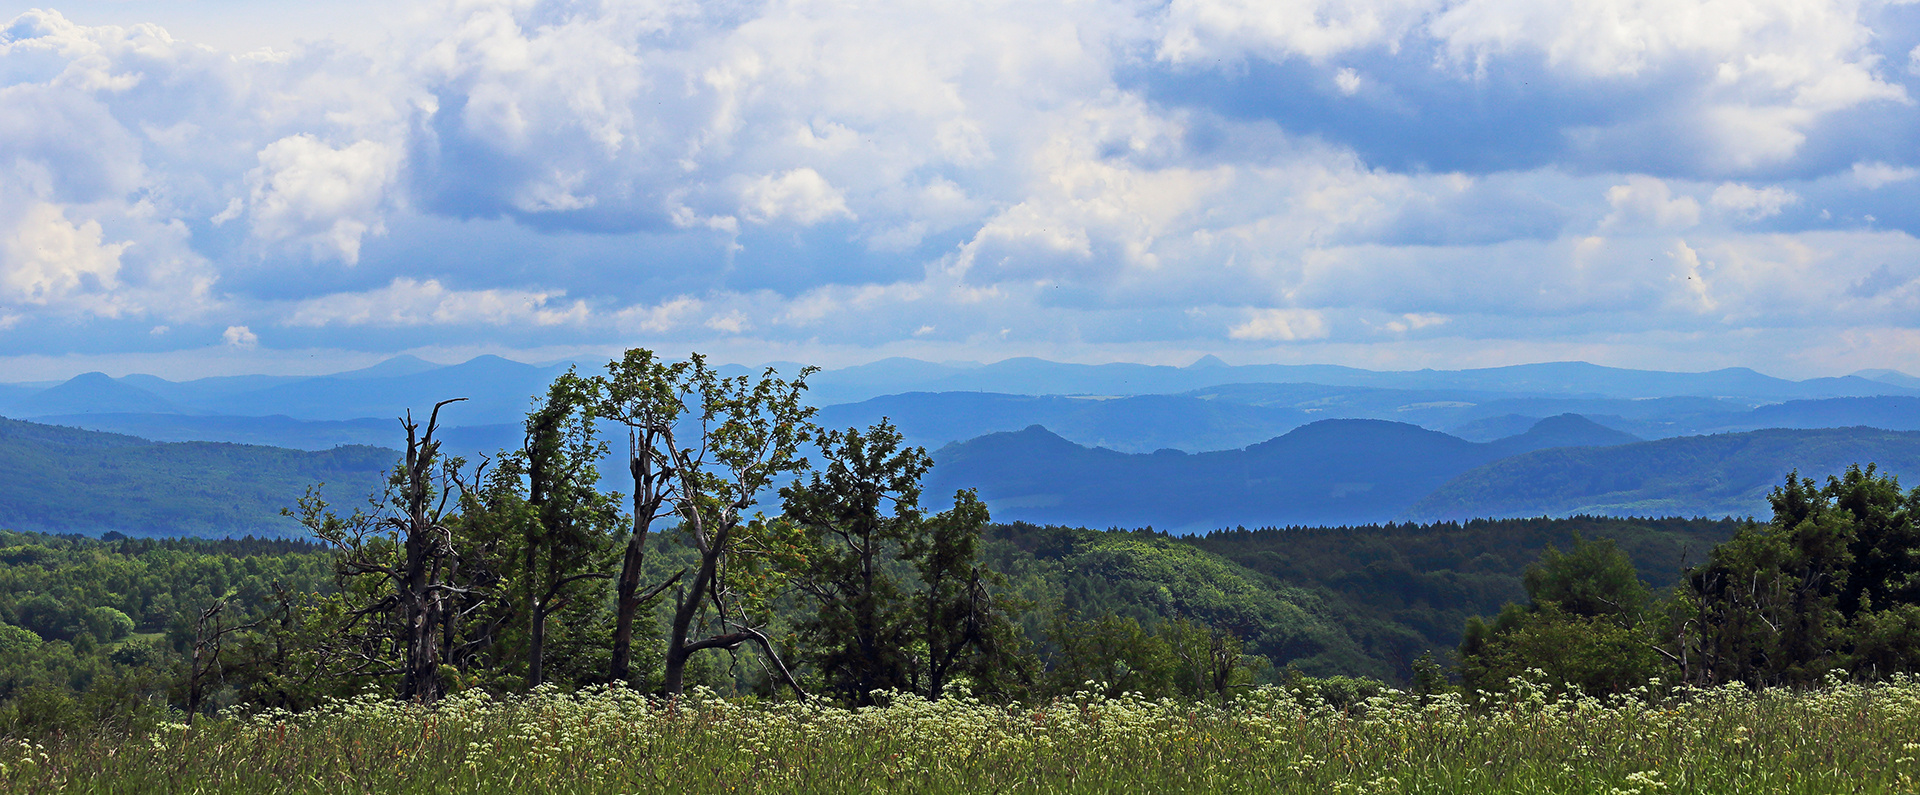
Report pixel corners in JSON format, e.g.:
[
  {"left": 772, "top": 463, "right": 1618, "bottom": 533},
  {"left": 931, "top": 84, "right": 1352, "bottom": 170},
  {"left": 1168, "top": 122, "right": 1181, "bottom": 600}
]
[{"left": 5, "top": 676, "right": 1918, "bottom": 794}]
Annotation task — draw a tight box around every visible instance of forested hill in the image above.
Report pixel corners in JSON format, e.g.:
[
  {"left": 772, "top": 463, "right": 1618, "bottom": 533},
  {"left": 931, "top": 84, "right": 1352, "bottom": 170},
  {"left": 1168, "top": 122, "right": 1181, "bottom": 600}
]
[
  {"left": 928, "top": 419, "right": 1920, "bottom": 531},
  {"left": 1407, "top": 427, "right": 1920, "bottom": 521},
  {"left": 925, "top": 415, "right": 1640, "bottom": 531},
  {"left": 0, "top": 418, "right": 392, "bottom": 537}
]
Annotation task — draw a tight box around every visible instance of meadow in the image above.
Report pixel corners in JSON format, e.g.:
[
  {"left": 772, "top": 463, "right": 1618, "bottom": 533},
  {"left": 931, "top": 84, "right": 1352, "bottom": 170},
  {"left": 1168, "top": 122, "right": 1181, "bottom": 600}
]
[{"left": 5, "top": 675, "right": 1917, "bottom": 794}]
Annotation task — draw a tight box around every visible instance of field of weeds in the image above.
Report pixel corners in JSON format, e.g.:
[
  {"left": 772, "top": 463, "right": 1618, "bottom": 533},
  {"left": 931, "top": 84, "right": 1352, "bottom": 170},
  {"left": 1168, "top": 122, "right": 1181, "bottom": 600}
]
[{"left": 6, "top": 675, "right": 1919, "bottom": 794}]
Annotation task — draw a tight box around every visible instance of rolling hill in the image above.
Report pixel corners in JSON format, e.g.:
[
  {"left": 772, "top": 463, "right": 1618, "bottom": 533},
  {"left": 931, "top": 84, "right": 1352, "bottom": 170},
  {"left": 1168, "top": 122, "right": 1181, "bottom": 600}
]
[
  {"left": 0, "top": 418, "right": 395, "bottom": 538},
  {"left": 924, "top": 415, "right": 1634, "bottom": 532},
  {"left": 815, "top": 391, "right": 1313, "bottom": 453},
  {"left": 1405, "top": 427, "right": 1920, "bottom": 521}
]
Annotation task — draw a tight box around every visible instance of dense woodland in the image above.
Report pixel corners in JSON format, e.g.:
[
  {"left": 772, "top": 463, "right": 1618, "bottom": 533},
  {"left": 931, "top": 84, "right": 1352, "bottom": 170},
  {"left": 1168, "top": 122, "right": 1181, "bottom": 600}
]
[{"left": 2, "top": 348, "right": 1919, "bottom": 737}]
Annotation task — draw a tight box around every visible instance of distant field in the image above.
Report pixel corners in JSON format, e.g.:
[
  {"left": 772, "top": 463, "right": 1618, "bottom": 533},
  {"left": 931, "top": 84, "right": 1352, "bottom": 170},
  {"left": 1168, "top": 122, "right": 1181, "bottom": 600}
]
[{"left": 11, "top": 680, "right": 1917, "bottom": 793}]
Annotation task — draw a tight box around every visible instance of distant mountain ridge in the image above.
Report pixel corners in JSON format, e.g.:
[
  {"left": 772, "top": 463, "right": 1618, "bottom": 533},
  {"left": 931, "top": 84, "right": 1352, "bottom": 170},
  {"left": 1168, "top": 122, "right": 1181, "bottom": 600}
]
[
  {"left": 0, "top": 418, "right": 393, "bottom": 537},
  {"left": 924, "top": 415, "right": 1636, "bottom": 532},
  {"left": 5, "top": 355, "right": 1912, "bottom": 431},
  {"left": 807, "top": 357, "right": 1918, "bottom": 405},
  {"left": 1406, "top": 427, "right": 1920, "bottom": 521},
  {"left": 3, "top": 407, "right": 1916, "bottom": 537}
]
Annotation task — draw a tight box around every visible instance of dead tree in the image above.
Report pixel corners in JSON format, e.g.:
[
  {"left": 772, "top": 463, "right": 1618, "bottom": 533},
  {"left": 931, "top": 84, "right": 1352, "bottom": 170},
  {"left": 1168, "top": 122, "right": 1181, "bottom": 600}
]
[
  {"left": 184, "top": 596, "right": 260, "bottom": 723},
  {"left": 294, "top": 398, "right": 468, "bottom": 704}
]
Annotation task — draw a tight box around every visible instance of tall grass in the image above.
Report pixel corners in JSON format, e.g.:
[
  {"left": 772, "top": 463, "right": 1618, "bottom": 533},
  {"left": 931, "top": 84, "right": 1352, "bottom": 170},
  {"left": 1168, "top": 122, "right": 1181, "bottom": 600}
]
[{"left": 6, "top": 675, "right": 1919, "bottom": 794}]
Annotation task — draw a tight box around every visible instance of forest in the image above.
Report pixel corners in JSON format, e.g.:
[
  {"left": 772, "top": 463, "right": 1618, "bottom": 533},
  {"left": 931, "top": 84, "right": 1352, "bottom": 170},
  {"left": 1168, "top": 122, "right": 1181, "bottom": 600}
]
[{"left": 3, "top": 348, "right": 1920, "bottom": 792}]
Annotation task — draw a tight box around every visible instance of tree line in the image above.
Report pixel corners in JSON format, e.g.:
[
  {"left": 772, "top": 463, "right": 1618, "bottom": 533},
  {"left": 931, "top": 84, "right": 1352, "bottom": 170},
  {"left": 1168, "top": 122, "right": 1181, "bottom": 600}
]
[{"left": 1460, "top": 463, "right": 1920, "bottom": 694}]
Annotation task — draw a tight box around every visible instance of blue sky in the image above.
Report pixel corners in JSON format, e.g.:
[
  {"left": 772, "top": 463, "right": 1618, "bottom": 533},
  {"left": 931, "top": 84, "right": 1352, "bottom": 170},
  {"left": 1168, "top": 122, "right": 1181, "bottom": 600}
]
[{"left": 4, "top": 0, "right": 1920, "bottom": 380}]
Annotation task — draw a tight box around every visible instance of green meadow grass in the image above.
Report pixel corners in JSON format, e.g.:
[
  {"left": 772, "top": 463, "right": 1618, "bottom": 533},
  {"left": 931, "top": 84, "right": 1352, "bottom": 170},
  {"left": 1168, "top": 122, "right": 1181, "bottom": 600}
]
[{"left": 6, "top": 676, "right": 1919, "bottom": 794}]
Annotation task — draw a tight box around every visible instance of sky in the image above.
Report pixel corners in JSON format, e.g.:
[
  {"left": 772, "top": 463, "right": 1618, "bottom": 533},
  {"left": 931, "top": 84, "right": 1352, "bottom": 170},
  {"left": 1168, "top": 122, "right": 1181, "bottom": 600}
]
[{"left": 5, "top": 0, "right": 1920, "bottom": 381}]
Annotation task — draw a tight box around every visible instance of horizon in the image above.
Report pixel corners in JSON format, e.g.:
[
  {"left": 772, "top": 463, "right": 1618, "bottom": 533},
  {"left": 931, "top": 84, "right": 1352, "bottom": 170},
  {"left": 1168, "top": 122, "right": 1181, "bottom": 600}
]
[
  {"left": 7, "top": 3, "right": 1920, "bottom": 381},
  {"left": 1, "top": 350, "right": 1910, "bottom": 387}
]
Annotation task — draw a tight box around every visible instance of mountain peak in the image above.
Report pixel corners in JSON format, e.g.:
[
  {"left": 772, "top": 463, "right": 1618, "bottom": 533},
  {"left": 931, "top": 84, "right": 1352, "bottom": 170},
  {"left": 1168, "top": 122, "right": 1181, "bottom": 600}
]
[
  {"left": 15, "top": 372, "right": 180, "bottom": 417},
  {"left": 331, "top": 355, "right": 443, "bottom": 380},
  {"left": 1487, "top": 413, "right": 1640, "bottom": 456},
  {"left": 1185, "top": 354, "right": 1230, "bottom": 370}
]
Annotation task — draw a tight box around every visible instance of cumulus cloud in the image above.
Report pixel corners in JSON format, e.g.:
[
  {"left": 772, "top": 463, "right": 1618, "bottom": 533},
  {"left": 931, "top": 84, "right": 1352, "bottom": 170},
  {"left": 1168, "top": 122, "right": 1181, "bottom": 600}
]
[
  {"left": 1852, "top": 161, "right": 1920, "bottom": 190},
  {"left": 1710, "top": 183, "right": 1798, "bottom": 221},
  {"left": 243, "top": 135, "right": 402, "bottom": 264},
  {"left": 2, "top": 203, "right": 128, "bottom": 307},
  {"left": 286, "top": 278, "right": 589, "bottom": 328},
  {"left": 222, "top": 325, "right": 259, "bottom": 348},
  {"left": 1603, "top": 177, "right": 1700, "bottom": 231},
  {"left": 741, "top": 169, "right": 854, "bottom": 225},
  {"left": 1229, "top": 308, "right": 1330, "bottom": 341},
  {"left": 3, "top": 2, "right": 1920, "bottom": 376}
]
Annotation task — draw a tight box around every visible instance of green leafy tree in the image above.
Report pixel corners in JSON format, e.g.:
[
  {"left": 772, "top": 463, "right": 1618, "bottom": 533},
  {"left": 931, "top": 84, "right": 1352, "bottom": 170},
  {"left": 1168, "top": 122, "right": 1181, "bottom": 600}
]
[
  {"left": 1672, "top": 465, "right": 1920, "bottom": 686},
  {"left": 782, "top": 421, "right": 927, "bottom": 703},
  {"left": 657, "top": 361, "right": 818, "bottom": 697},
  {"left": 907, "top": 489, "right": 1030, "bottom": 700},
  {"left": 783, "top": 422, "right": 1032, "bottom": 703},
  {"left": 596, "top": 349, "right": 695, "bottom": 686},
  {"left": 502, "top": 372, "right": 619, "bottom": 689},
  {"left": 1460, "top": 536, "right": 1670, "bottom": 695}
]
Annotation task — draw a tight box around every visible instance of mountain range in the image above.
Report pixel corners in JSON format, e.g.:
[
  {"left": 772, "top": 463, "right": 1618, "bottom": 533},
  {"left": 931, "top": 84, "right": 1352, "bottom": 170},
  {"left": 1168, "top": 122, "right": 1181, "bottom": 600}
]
[
  {"left": 1, "top": 408, "right": 1914, "bottom": 537},
  {"left": 2, "top": 355, "right": 1916, "bottom": 537},
  {"left": 924, "top": 418, "right": 1920, "bottom": 532}
]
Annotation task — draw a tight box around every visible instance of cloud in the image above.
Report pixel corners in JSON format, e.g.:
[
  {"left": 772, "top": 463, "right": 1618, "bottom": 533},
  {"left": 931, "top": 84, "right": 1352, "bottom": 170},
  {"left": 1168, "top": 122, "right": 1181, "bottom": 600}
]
[
  {"left": 286, "top": 278, "right": 589, "bottom": 327},
  {"left": 741, "top": 168, "right": 854, "bottom": 225},
  {"left": 1852, "top": 161, "right": 1920, "bottom": 190},
  {"left": 244, "top": 135, "right": 403, "bottom": 264},
  {"left": 1603, "top": 177, "right": 1699, "bottom": 231},
  {"left": 1229, "top": 308, "right": 1330, "bottom": 341},
  {"left": 3, "top": 3, "right": 1920, "bottom": 377},
  {"left": 222, "top": 325, "right": 259, "bottom": 348},
  {"left": 1, "top": 203, "right": 129, "bottom": 308},
  {"left": 1710, "top": 183, "right": 1798, "bottom": 221}
]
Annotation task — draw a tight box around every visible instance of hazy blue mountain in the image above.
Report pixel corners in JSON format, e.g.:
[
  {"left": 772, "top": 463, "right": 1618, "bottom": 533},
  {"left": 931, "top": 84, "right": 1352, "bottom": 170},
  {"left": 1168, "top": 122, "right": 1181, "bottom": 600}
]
[
  {"left": 184, "top": 355, "right": 568, "bottom": 423},
  {"left": 815, "top": 391, "right": 1312, "bottom": 453},
  {"left": 4, "top": 356, "right": 1914, "bottom": 458},
  {"left": 1856, "top": 369, "right": 1920, "bottom": 389},
  {"left": 0, "top": 417, "right": 393, "bottom": 538},
  {"left": 117, "top": 373, "right": 307, "bottom": 405},
  {"left": 10, "top": 372, "right": 180, "bottom": 416},
  {"left": 328, "top": 354, "right": 447, "bottom": 379},
  {"left": 808, "top": 357, "right": 1919, "bottom": 404},
  {"left": 1405, "top": 427, "right": 1920, "bottom": 522},
  {"left": 1441, "top": 395, "right": 1920, "bottom": 442},
  {"left": 1485, "top": 414, "right": 1640, "bottom": 456},
  {"left": 28, "top": 413, "right": 396, "bottom": 449},
  {"left": 1736, "top": 397, "right": 1920, "bottom": 432},
  {"left": 1189, "top": 383, "right": 1752, "bottom": 439},
  {"left": 1449, "top": 413, "right": 1548, "bottom": 442},
  {"left": 26, "top": 413, "right": 525, "bottom": 463},
  {"left": 923, "top": 415, "right": 1635, "bottom": 532}
]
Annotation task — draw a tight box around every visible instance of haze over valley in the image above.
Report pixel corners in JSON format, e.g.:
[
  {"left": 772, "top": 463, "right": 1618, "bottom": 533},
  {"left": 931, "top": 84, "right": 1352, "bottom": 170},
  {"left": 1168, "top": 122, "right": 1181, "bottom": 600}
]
[{"left": 4, "top": 354, "right": 1916, "bottom": 537}]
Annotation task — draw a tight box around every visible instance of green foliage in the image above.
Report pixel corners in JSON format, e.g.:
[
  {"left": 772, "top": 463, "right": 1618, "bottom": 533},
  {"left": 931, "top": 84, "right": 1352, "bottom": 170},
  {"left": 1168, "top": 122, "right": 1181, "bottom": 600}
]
[
  {"left": 1459, "top": 536, "right": 1675, "bottom": 696},
  {"left": 783, "top": 421, "right": 930, "bottom": 702},
  {"left": 0, "top": 531, "right": 335, "bottom": 734},
  {"left": 1674, "top": 464, "right": 1920, "bottom": 686},
  {"left": 1187, "top": 515, "right": 1738, "bottom": 681},
  {"left": 1522, "top": 535, "right": 1651, "bottom": 619},
  {"left": 784, "top": 422, "right": 1032, "bottom": 703}
]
